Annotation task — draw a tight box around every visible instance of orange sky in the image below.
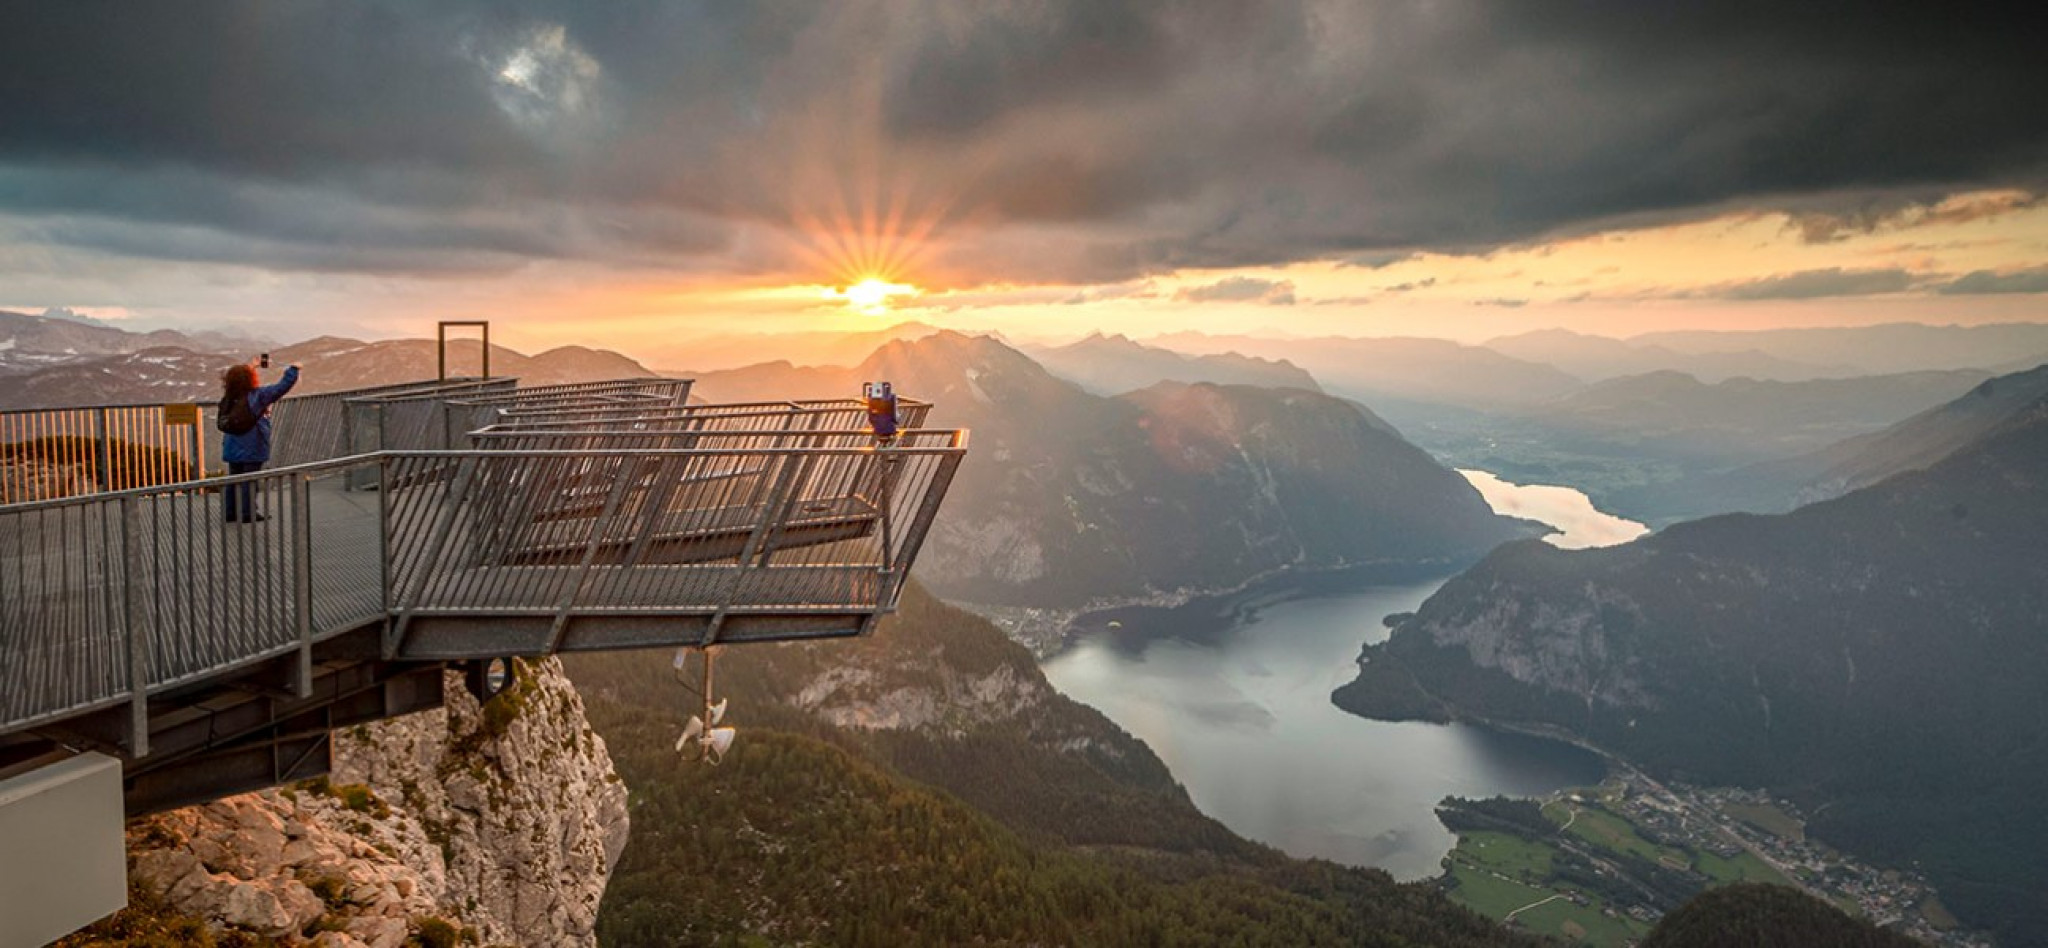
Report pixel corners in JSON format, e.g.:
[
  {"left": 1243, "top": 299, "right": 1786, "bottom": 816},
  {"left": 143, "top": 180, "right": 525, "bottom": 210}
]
[
  {"left": 20, "top": 188, "right": 2045, "bottom": 361},
  {"left": 377, "top": 190, "right": 2048, "bottom": 355}
]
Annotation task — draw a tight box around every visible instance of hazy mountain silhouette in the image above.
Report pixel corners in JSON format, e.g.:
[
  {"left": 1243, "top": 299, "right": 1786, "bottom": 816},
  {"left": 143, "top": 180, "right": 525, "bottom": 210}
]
[
  {"left": 1515, "top": 368, "right": 1991, "bottom": 462},
  {"left": 1609, "top": 361, "right": 2048, "bottom": 521},
  {"left": 1145, "top": 332, "right": 1582, "bottom": 411},
  {"left": 1025, "top": 332, "right": 1322, "bottom": 395},
  {"left": 697, "top": 331, "right": 1518, "bottom": 606},
  {"left": 1627, "top": 322, "right": 2048, "bottom": 376},
  {"left": 653, "top": 321, "right": 945, "bottom": 373},
  {"left": 1486, "top": 328, "right": 1852, "bottom": 382}
]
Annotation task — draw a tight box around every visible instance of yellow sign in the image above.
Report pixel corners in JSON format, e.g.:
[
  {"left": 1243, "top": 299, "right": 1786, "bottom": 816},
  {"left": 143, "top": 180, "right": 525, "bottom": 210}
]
[{"left": 162, "top": 403, "right": 201, "bottom": 426}]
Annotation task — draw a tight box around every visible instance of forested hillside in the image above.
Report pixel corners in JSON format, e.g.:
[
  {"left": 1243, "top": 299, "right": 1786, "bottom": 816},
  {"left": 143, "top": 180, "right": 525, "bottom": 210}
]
[{"left": 1642, "top": 884, "right": 1920, "bottom": 948}]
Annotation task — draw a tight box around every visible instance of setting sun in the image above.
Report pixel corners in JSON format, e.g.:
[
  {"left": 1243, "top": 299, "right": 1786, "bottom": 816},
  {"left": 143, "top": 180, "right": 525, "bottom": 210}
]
[{"left": 837, "top": 277, "right": 919, "bottom": 313}]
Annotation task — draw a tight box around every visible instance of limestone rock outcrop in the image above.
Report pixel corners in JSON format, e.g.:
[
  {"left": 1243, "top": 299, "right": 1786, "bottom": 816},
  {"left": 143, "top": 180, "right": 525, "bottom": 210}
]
[{"left": 123, "top": 658, "right": 628, "bottom": 947}]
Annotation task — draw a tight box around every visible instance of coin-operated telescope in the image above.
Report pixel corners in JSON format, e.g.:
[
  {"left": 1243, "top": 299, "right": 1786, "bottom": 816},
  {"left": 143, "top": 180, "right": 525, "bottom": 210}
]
[{"left": 864, "top": 380, "right": 899, "bottom": 445}]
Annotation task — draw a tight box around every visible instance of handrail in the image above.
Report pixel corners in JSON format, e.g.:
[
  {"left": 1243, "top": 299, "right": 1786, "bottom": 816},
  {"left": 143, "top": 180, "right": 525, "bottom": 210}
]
[
  {"left": 483, "top": 397, "right": 933, "bottom": 431},
  {"left": 500, "top": 395, "right": 928, "bottom": 417},
  {"left": 476, "top": 408, "right": 932, "bottom": 437},
  {"left": 445, "top": 378, "right": 691, "bottom": 407},
  {"left": 338, "top": 377, "right": 515, "bottom": 405},
  {"left": 274, "top": 379, "right": 510, "bottom": 467},
  {"left": 0, "top": 376, "right": 511, "bottom": 498},
  {"left": 0, "top": 399, "right": 210, "bottom": 418},
  {"left": 0, "top": 431, "right": 967, "bottom": 515},
  {"left": 1, "top": 376, "right": 930, "bottom": 511}
]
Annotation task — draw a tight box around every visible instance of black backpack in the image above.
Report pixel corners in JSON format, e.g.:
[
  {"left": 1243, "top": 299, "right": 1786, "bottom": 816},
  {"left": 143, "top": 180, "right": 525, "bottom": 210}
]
[{"left": 216, "top": 394, "right": 260, "bottom": 435}]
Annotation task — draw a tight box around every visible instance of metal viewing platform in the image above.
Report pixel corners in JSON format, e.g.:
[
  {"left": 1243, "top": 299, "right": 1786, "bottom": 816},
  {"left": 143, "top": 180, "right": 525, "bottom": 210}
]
[{"left": 0, "top": 378, "right": 965, "bottom": 811}]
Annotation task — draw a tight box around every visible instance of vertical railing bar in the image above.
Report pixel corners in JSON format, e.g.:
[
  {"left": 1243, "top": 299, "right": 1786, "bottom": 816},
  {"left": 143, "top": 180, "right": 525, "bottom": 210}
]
[
  {"left": 379, "top": 456, "right": 392, "bottom": 626},
  {"left": 121, "top": 495, "right": 150, "bottom": 756},
  {"left": 292, "top": 473, "right": 314, "bottom": 697},
  {"left": 190, "top": 405, "right": 206, "bottom": 482},
  {"left": 91, "top": 407, "right": 107, "bottom": 490}
]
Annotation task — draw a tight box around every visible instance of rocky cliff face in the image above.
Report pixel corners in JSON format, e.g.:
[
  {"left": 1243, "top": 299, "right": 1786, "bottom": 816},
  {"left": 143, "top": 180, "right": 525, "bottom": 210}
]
[
  {"left": 1400, "top": 567, "right": 1660, "bottom": 711},
  {"left": 121, "top": 658, "right": 628, "bottom": 947}
]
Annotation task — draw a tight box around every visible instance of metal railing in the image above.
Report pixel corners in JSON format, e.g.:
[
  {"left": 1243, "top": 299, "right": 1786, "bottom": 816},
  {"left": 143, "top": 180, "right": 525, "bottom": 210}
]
[
  {"left": 0, "top": 456, "right": 385, "bottom": 737},
  {"left": 270, "top": 377, "right": 503, "bottom": 467},
  {"left": 384, "top": 432, "right": 963, "bottom": 635},
  {"left": 341, "top": 378, "right": 519, "bottom": 455},
  {"left": 0, "top": 375, "right": 548, "bottom": 497},
  {"left": 475, "top": 397, "right": 933, "bottom": 439},
  {"left": 440, "top": 378, "right": 692, "bottom": 448},
  {"left": 1, "top": 403, "right": 212, "bottom": 504},
  {"left": 0, "top": 429, "right": 966, "bottom": 745},
  {"left": 458, "top": 426, "right": 947, "bottom": 530}
]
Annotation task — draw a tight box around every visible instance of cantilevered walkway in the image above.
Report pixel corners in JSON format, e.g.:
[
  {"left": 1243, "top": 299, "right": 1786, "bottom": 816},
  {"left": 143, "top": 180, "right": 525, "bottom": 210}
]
[{"left": 0, "top": 378, "right": 963, "bottom": 810}]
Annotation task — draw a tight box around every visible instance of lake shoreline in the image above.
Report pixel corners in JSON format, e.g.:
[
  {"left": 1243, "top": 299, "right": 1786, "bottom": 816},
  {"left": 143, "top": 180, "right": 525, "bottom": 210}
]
[
  {"left": 958, "top": 555, "right": 1484, "bottom": 660},
  {"left": 1041, "top": 558, "right": 1607, "bottom": 880}
]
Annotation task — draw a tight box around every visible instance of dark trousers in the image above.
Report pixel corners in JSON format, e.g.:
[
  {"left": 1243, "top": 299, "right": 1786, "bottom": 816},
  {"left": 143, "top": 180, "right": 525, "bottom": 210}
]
[{"left": 224, "top": 461, "right": 264, "bottom": 522}]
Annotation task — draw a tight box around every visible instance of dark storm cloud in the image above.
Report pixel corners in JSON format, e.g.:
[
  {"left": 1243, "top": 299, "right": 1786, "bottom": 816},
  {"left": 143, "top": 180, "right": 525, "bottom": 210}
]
[
  {"left": 1936, "top": 266, "right": 2048, "bottom": 296},
  {"left": 1711, "top": 267, "right": 1915, "bottom": 300},
  {"left": 1787, "top": 192, "right": 2042, "bottom": 244},
  {"left": 0, "top": 1, "right": 2043, "bottom": 283},
  {"left": 1174, "top": 276, "right": 1296, "bottom": 305}
]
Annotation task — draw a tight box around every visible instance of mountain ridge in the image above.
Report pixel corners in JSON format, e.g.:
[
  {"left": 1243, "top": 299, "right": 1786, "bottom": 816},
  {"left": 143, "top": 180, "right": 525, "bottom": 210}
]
[
  {"left": 1026, "top": 332, "right": 1324, "bottom": 395},
  {"left": 1144, "top": 331, "right": 1584, "bottom": 411},
  {"left": 1514, "top": 366, "right": 1993, "bottom": 462},
  {"left": 695, "top": 331, "right": 1519, "bottom": 607},
  {"left": 1485, "top": 328, "right": 1852, "bottom": 382}
]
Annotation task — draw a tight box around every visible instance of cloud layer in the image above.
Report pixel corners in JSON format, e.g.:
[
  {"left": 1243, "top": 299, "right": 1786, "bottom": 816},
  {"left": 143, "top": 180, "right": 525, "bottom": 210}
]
[{"left": 3, "top": 1, "right": 2044, "bottom": 287}]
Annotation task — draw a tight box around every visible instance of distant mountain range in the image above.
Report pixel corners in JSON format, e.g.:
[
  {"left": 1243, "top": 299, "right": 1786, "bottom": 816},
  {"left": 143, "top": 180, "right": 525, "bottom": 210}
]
[
  {"left": 696, "top": 331, "right": 1518, "bottom": 607},
  {"left": 1607, "top": 361, "right": 2048, "bottom": 522},
  {"left": 1786, "top": 362, "right": 2048, "bottom": 501},
  {"left": 1024, "top": 332, "right": 1322, "bottom": 395},
  {"left": 1513, "top": 368, "right": 1992, "bottom": 462},
  {"left": 654, "top": 320, "right": 947, "bottom": 373},
  {"left": 1146, "top": 332, "right": 1583, "bottom": 412},
  {"left": 271, "top": 337, "right": 655, "bottom": 393},
  {"left": 1336, "top": 370, "right": 2048, "bottom": 944},
  {"left": 1485, "top": 328, "right": 1854, "bottom": 383},
  {"left": 1626, "top": 322, "right": 2048, "bottom": 377},
  {"left": 0, "top": 308, "right": 265, "bottom": 376},
  {"left": 0, "top": 318, "right": 657, "bottom": 408}
]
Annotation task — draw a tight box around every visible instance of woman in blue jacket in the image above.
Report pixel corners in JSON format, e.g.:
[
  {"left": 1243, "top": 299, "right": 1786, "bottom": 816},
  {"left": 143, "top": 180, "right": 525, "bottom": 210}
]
[{"left": 219, "top": 360, "right": 300, "bottom": 522}]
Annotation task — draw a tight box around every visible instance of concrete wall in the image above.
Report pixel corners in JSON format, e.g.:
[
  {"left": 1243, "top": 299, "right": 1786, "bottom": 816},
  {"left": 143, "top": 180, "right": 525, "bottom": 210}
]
[{"left": 0, "top": 753, "right": 125, "bottom": 948}]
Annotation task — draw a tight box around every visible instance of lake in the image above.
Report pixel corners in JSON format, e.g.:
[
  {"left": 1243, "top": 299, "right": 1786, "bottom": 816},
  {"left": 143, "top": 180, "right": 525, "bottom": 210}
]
[
  {"left": 1457, "top": 468, "right": 1651, "bottom": 549},
  {"left": 1040, "top": 472, "right": 1645, "bottom": 880}
]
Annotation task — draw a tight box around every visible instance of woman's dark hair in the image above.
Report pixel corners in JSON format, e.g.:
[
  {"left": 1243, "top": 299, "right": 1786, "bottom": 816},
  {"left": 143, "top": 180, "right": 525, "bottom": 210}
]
[{"left": 221, "top": 363, "right": 258, "bottom": 404}]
